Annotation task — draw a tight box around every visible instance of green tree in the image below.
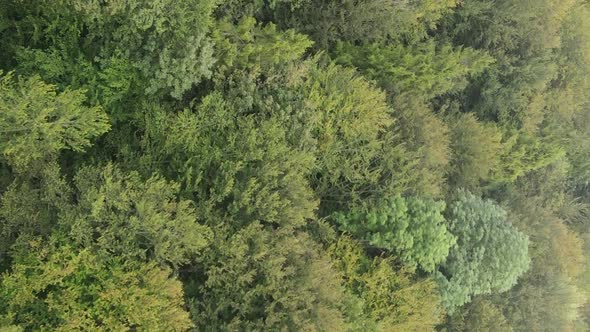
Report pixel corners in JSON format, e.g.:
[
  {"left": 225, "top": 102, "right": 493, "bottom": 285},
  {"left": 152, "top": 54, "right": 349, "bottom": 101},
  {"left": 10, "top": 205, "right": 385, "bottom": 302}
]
[
  {"left": 390, "top": 98, "right": 450, "bottom": 197},
  {"left": 447, "top": 113, "right": 503, "bottom": 189},
  {"left": 0, "top": 241, "right": 192, "bottom": 331},
  {"left": 441, "top": 0, "right": 581, "bottom": 127},
  {"left": 184, "top": 223, "right": 347, "bottom": 331},
  {"left": 493, "top": 200, "right": 588, "bottom": 331},
  {"left": 334, "top": 41, "right": 493, "bottom": 101},
  {"left": 0, "top": 73, "right": 109, "bottom": 173},
  {"left": 438, "top": 191, "right": 530, "bottom": 310},
  {"left": 212, "top": 17, "right": 313, "bottom": 77},
  {"left": 443, "top": 297, "right": 513, "bottom": 332},
  {"left": 329, "top": 236, "right": 446, "bottom": 331},
  {"left": 60, "top": 164, "right": 211, "bottom": 268},
  {"left": 273, "top": 0, "right": 458, "bottom": 48},
  {"left": 284, "top": 62, "right": 416, "bottom": 210},
  {"left": 0, "top": 0, "right": 217, "bottom": 99},
  {"left": 493, "top": 131, "right": 564, "bottom": 184},
  {"left": 0, "top": 163, "right": 69, "bottom": 271},
  {"left": 334, "top": 196, "right": 455, "bottom": 272},
  {"left": 139, "top": 93, "right": 317, "bottom": 229}
]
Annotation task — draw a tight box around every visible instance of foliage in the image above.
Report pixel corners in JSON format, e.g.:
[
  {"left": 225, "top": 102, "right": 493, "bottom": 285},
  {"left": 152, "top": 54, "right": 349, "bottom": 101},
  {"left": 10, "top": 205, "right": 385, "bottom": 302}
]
[
  {"left": 0, "top": 241, "right": 192, "bottom": 331},
  {"left": 447, "top": 113, "right": 503, "bottom": 189},
  {"left": 184, "top": 223, "right": 347, "bottom": 331},
  {"left": 0, "top": 73, "right": 109, "bottom": 173},
  {"left": 328, "top": 236, "right": 446, "bottom": 331},
  {"left": 0, "top": 164, "right": 69, "bottom": 270},
  {"left": 212, "top": 17, "right": 313, "bottom": 76},
  {"left": 334, "top": 41, "right": 493, "bottom": 101},
  {"left": 493, "top": 131, "right": 564, "bottom": 184},
  {"left": 441, "top": 0, "right": 581, "bottom": 127},
  {"left": 273, "top": 0, "right": 458, "bottom": 48},
  {"left": 438, "top": 190, "right": 530, "bottom": 310},
  {"left": 442, "top": 297, "right": 513, "bottom": 332},
  {"left": 0, "top": 0, "right": 588, "bottom": 330},
  {"left": 140, "top": 93, "right": 317, "bottom": 229},
  {"left": 389, "top": 98, "right": 450, "bottom": 197},
  {"left": 491, "top": 199, "right": 588, "bottom": 331},
  {"left": 0, "top": 0, "right": 217, "bottom": 99},
  {"left": 286, "top": 62, "right": 416, "bottom": 210},
  {"left": 60, "top": 164, "right": 211, "bottom": 268},
  {"left": 334, "top": 196, "right": 455, "bottom": 272}
]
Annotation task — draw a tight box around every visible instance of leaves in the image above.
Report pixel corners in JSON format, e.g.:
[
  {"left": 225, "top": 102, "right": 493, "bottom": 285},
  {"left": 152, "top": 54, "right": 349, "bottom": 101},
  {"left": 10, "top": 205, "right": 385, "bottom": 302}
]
[
  {"left": 438, "top": 191, "right": 530, "bottom": 310},
  {"left": 334, "top": 196, "right": 455, "bottom": 272},
  {"left": 0, "top": 73, "right": 109, "bottom": 173},
  {"left": 0, "top": 243, "right": 192, "bottom": 331},
  {"left": 63, "top": 164, "right": 211, "bottom": 267}
]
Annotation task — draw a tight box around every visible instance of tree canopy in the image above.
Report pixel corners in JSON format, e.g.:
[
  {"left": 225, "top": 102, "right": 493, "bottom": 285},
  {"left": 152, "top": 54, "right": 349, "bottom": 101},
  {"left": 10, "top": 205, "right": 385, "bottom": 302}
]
[{"left": 0, "top": 0, "right": 588, "bottom": 330}]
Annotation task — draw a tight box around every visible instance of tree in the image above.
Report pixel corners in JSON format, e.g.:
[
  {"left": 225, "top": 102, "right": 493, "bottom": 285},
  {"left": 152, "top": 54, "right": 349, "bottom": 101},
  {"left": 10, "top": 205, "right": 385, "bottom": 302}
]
[
  {"left": 437, "top": 190, "right": 530, "bottom": 310},
  {"left": 442, "top": 297, "right": 513, "bottom": 332},
  {"left": 60, "top": 164, "right": 211, "bottom": 268},
  {"left": 139, "top": 93, "right": 317, "bottom": 229},
  {"left": 492, "top": 131, "right": 564, "bottom": 184},
  {"left": 184, "top": 223, "right": 347, "bottom": 331},
  {"left": 334, "top": 196, "right": 455, "bottom": 272},
  {"left": 211, "top": 17, "right": 313, "bottom": 77},
  {"left": 0, "top": 241, "right": 192, "bottom": 331},
  {"left": 485, "top": 153, "right": 590, "bottom": 331},
  {"left": 447, "top": 113, "right": 503, "bottom": 189},
  {"left": 0, "top": 0, "right": 218, "bottom": 99},
  {"left": 0, "top": 73, "right": 109, "bottom": 173},
  {"left": 440, "top": 0, "right": 580, "bottom": 127},
  {"left": 328, "top": 236, "right": 446, "bottom": 331},
  {"left": 283, "top": 62, "right": 416, "bottom": 211},
  {"left": 334, "top": 41, "right": 493, "bottom": 101},
  {"left": 496, "top": 273, "right": 586, "bottom": 332},
  {"left": 0, "top": 163, "right": 70, "bottom": 271},
  {"left": 273, "top": 0, "right": 458, "bottom": 48},
  {"left": 387, "top": 98, "right": 451, "bottom": 197}
]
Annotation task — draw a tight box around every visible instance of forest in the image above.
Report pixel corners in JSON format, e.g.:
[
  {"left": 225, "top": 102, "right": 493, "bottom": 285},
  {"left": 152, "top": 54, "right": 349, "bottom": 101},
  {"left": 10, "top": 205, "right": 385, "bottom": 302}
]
[{"left": 0, "top": 0, "right": 589, "bottom": 331}]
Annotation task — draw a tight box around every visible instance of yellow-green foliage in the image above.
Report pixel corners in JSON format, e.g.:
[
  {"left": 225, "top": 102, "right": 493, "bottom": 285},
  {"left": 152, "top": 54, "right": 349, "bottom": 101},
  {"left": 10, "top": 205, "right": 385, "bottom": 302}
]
[
  {"left": 0, "top": 242, "right": 192, "bottom": 331},
  {"left": 0, "top": 73, "right": 109, "bottom": 173},
  {"left": 186, "top": 223, "right": 348, "bottom": 331},
  {"left": 0, "top": 0, "right": 588, "bottom": 330},
  {"left": 140, "top": 93, "right": 318, "bottom": 229},
  {"left": 63, "top": 164, "right": 212, "bottom": 267},
  {"left": 329, "top": 237, "right": 446, "bottom": 331},
  {"left": 289, "top": 62, "right": 415, "bottom": 208},
  {"left": 448, "top": 113, "right": 503, "bottom": 189}
]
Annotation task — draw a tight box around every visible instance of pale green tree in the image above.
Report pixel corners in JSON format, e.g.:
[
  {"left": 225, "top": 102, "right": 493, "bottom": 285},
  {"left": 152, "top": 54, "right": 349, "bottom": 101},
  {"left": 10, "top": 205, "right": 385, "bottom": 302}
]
[
  {"left": 438, "top": 191, "right": 530, "bottom": 310},
  {"left": 334, "top": 196, "right": 455, "bottom": 272}
]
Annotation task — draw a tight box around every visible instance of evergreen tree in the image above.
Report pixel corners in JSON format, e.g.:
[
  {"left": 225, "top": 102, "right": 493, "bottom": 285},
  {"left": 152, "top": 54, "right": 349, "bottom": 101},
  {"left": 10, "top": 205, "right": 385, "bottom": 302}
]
[
  {"left": 334, "top": 196, "right": 455, "bottom": 272},
  {"left": 0, "top": 242, "right": 192, "bottom": 331},
  {"left": 0, "top": 73, "right": 109, "bottom": 173},
  {"left": 437, "top": 191, "right": 530, "bottom": 310}
]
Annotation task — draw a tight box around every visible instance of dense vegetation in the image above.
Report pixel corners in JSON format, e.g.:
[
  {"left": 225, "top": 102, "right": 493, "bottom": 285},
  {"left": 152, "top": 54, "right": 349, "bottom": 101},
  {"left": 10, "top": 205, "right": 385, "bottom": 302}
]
[{"left": 0, "top": 0, "right": 588, "bottom": 331}]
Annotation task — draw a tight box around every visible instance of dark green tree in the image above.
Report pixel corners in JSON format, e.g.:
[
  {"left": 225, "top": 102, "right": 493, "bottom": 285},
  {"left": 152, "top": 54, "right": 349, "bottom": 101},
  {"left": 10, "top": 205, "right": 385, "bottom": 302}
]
[{"left": 184, "top": 223, "right": 347, "bottom": 330}]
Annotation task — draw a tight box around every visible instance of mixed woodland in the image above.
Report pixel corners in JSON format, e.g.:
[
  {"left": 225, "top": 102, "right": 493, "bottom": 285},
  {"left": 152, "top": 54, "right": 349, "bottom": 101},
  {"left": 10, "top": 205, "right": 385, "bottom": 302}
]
[{"left": 0, "top": 0, "right": 589, "bottom": 330}]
